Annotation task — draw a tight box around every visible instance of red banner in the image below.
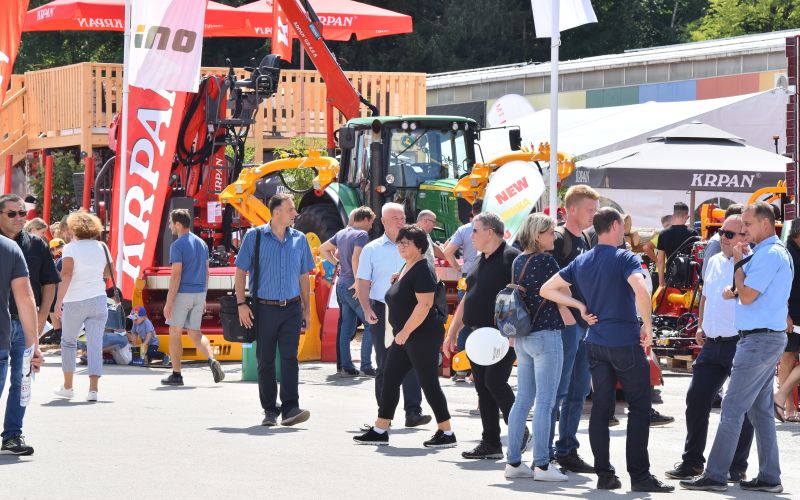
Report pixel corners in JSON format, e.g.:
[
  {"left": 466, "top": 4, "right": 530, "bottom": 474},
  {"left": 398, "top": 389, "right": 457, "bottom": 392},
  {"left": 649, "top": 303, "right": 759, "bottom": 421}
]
[
  {"left": 0, "top": 1, "right": 29, "bottom": 103},
  {"left": 271, "top": 1, "right": 292, "bottom": 62},
  {"left": 109, "top": 86, "right": 186, "bottom": 299}
]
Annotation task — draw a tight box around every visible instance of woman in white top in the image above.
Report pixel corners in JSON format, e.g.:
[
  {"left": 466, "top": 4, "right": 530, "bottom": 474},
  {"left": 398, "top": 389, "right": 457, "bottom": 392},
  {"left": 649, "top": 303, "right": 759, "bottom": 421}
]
[{"left": 53, "top": 212, "right": 111, "bottom": 402}]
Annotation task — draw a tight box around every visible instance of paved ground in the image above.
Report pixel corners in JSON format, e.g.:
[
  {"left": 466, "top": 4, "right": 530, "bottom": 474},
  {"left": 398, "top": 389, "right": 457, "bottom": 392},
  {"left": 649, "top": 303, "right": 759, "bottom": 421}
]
[{"left": 2, "top": 353, "right": 798, "bottom": 499}]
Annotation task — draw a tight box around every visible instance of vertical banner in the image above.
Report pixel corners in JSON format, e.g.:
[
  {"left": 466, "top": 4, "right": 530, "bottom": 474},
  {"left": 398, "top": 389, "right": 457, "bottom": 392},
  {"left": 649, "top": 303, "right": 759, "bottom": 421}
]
[
  {"left": 531, "top": 0, "right": 597, "bottom": 38},
  {"left": 109, "top": 87, "right": 187, "bottom": 299},
  {"left": 271, "top": 0, "right": 292, "bottom": 62},
  {"left": 129, "top": 0, "right": 207, "bottom": 92},
  {"left": 0, "top": 0, "right": 29, "bottom": 104},
  {"left": 482, "top": 161, "right": 545, "bottom": 243}
]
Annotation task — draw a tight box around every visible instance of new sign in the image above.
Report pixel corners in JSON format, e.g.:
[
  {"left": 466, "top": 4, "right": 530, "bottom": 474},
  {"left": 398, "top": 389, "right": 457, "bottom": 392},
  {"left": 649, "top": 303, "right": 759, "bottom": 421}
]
[{"left": 482, "top": 161, "right": 545, "bottom": 243}]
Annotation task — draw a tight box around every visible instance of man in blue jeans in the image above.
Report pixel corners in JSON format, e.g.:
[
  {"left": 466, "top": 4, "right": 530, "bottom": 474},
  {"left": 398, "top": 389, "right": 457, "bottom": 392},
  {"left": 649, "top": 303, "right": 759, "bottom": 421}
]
[
  {"left": 681, "top": 202, "right": 792, "bottom": 493},
  {"left": 542, "top": 207, "right": 674, "bottom": 493},
  {"left": 319, "top": 207, "right": 375, "bottom": 376}
]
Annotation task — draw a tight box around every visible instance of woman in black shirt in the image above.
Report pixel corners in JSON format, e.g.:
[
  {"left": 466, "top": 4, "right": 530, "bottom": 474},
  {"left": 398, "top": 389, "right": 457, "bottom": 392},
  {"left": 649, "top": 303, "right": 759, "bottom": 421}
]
[{"left": 354, "top": 225, "right": 455, "bottom": 448}]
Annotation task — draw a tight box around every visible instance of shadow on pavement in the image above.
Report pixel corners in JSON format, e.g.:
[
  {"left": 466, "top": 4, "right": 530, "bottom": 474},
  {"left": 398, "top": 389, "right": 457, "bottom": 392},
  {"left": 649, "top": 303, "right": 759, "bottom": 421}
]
[
  {"left": 40, "top": 400, "right": 109, "bottom": 407},
  {"left": 208, "top": 426, "right": 302, "bottom": 436},
  {"left": 373, "top": 446, "right": 440, "bottom": 458}
]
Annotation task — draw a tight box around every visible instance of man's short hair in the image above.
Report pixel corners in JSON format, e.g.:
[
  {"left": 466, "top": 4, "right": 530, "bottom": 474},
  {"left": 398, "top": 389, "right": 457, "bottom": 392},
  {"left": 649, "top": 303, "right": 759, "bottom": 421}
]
[
  {"left": 673, "top": 202, "right": 689, "bottom": 216},
  {"left": 170, "top": 208, "right": 192, "bottom": 228},
  {"left": 24, "top": 217, "right": 47, "bottom": 232},
  {"left": 397, "top": 224, "right": 430, "bottom": 253},
  {"left": 593, "top": 207, "right": 623, "bottom": 235},
  {"left": 473, "top": 212, "right": 504, "bottom": 237},
  {"left": 790, "top": 218, "right": 800, "bottom": 240},
  {"left": 382, "top": 202, "right": 404, "bottom": 217},
  {"left": 724, "top": 203, "right": 745, "bottom": 217},
  {"left": 351, "top": 206, "right": 375, "bottom": 223},
  {"left": 268, "top": 193, "right": 293, "bottom": 214},
  {"left": 660, "top": 214, "right": 672, "bottom": 225},
  {"left": 745, "top": 201, "right": 776, "bottom": 225},
  {"left": 417, "top": 209, "right": 436, "bottom": 222},
  {"left": 564, "top": 185, "right": 599, "bottom": 209},
  {"left": 0, "top": 193, "right": 23, "bottom": 212},
  {"left": 472, "top": 199, "right": 483, "bottom": 214}
]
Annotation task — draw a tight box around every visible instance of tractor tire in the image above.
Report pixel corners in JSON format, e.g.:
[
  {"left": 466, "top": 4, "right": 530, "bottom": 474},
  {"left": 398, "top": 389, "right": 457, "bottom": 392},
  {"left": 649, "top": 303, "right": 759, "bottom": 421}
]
[{"left": 295, "top": 203, "right": 344, "bottom": 242}]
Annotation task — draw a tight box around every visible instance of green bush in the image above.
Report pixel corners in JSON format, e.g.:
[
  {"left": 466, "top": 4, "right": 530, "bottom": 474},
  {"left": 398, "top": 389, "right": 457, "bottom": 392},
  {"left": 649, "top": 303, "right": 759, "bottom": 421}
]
[{"left": 29, "top": 151, "right": 83, "bottom": 223}]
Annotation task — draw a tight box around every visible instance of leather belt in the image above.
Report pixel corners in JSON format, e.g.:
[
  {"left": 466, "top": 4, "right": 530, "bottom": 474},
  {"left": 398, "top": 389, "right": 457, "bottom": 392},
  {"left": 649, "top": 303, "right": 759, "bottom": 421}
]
[
  {"left": 257, "top": 296, "right": 300, "bottom": 307},
  {"left": 705, "top": 335, "right": 739, "bottom": 343},
  {"left": 738, "top": 328, "right": 784, "bottom": 337}
]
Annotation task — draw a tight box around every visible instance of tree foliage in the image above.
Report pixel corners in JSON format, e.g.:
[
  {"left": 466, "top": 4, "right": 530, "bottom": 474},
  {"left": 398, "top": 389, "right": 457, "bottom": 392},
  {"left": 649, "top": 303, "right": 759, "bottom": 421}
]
[
  {"left": 29, "top": 151, "right": 83, "bottom": 223},
  {"left": 690, "top": 0, "right": 800, "bottom": 40}
]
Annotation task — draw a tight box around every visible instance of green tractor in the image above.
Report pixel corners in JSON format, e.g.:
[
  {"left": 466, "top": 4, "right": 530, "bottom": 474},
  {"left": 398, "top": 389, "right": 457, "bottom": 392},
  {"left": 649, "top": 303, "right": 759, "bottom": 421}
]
[{"left": 294, "top": 116, "right": 480, "bottom": 242}]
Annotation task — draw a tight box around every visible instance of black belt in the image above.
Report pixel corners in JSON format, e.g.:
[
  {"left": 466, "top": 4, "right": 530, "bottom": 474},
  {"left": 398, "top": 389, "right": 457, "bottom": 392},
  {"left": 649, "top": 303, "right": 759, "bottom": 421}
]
[
  {"left": 10, "top": 314, "right": 18, "bottom": 321},
  {"left": 257, "top": 296, "right": 300, "bottom": 307},
  {"left": 705, "top": 335, "right": 739, "bottom": 343},
  {"left": 738, "top": 328, "right": 784, "bottom": 337}
]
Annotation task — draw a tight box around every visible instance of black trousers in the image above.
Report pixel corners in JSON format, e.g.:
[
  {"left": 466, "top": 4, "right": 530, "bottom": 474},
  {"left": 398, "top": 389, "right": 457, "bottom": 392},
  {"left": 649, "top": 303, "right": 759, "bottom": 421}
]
[
  {"left": 378, "top": 325, "right": 451, "bottom": 423},
  {"left": 682, "top": 337, "right": 754, "bottom": 473},
  {"left": 466, "top": 326, "right": 516, "bottom": 447},
  {"left": 256, "top": 301, "right": 302, "bottom": 417},
  {"left": 371, "top": 300, "right": 422, "bottom": 416},
  {"left": 587, "top": 342, "right": 652, "bottom": 483}
]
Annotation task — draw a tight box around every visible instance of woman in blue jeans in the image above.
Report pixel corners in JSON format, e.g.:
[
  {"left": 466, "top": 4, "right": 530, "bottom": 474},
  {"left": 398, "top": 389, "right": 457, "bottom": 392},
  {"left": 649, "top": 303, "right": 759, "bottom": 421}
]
[{"left": 505, "top": 214, "right": 595, "bottom": 481}]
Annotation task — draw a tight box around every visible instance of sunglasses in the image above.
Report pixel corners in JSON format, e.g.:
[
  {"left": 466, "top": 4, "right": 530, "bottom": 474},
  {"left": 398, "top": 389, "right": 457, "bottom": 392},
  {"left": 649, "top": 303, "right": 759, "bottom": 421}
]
[
  {"left": 720, "top": 230, "right": 745, "bottom": 239},
  {"left": 472, "top": 226, "right": 489, "bottom": 233},
  {"left": 3, "top": 210, "right": 27, "bottom": 219}
]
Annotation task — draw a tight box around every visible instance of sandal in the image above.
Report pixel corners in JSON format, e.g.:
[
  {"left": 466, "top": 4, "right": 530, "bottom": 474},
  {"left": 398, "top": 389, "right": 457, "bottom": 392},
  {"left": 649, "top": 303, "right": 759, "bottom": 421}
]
[
  {"left": 788, "top": 414, "right": 800, "bottom": 423},
  {"left": 774, "top": 402, "right": 786, "bottom": 422}
]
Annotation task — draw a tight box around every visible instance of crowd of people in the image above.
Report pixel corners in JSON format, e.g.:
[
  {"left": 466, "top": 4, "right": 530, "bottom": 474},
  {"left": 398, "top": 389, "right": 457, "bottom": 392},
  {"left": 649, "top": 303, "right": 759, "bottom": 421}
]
[{"left": 0, "top": 186, "right": 797, "bottom": 495}]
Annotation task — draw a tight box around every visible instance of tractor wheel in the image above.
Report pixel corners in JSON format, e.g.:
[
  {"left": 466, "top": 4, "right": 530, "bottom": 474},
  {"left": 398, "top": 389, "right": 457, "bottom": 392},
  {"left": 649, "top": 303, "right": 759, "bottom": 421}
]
[{"left": 295, "top": 203, "right": 344, "bottom": 242}]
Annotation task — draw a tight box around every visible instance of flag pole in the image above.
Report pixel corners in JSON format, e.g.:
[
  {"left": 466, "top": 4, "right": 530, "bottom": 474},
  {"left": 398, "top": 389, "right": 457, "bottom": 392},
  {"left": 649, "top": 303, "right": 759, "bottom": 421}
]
[
  {"left": 117, "top": 0, "right": 131, "bottom": 285},
  {"left": 548, "top": 0, "right": 560, "bottom": 217}
]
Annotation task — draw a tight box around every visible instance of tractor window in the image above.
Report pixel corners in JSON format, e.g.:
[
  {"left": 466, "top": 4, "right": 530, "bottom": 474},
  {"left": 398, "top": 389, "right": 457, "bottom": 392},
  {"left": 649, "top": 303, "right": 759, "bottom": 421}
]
[
  {"left": 347, "top": 131, "right": 372, "bottom": 189},
  {"left": 388, "top": 128, "right": 466, "bottom": 188}
]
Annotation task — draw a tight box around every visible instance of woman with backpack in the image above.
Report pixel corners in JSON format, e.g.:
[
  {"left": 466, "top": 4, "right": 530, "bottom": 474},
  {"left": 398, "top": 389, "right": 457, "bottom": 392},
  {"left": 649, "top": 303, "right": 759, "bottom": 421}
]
[{"left": 504, "top": 213, "right": 596, "bottom": 481}]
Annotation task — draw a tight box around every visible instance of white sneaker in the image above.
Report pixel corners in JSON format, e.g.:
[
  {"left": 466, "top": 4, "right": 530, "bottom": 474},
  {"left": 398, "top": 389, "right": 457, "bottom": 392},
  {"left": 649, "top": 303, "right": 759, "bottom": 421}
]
[
  {"left": 534, "top": 464, "right": 568, "bottom": 482},
  {"left": 505, "top": 463, "right": 534, "bottom": 479},
  {"left": 53, "top": 387, "right": 74, "bottom": 399},
  {"left": 86, "top": 391, "right": 98, "bottom": 402}
]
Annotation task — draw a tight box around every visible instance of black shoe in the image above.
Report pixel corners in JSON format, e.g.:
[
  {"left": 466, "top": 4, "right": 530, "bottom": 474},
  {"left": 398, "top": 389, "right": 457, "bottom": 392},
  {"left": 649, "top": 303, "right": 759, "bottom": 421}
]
[
  {"left": 423, "top": 430, "right": 457, "bottom": 448},
  {"left": 632, "top": 475, "right": 675, "bottom": 492},
  {"left": 727, "top": 470, "right": 746, "bottom": 483},
  {"left": 340, "top": 367, "right": 360, "bottom": 377},
  {"left": 520, "top": 426, "right": 531, "bottom": 453},
  {"left": 609, "top": 416, "right": 620, "bottom": 427},
  {"left": 405, "top": 413, "right": 432, "bottom": 428},
  {"left": 161, "top": 373, "right": 184, "bottom": 386},
  {"left": 281, "top": 407, "right": 310, "bottom": 426},
  {"left": 461, "top": 441, "right": 503, "bottom": 459},
  {"left": 556, "top": 449, "right": 595, "bottom": 473},
  {"left": 1, "top": 436, "right": 34, "bottom": 456},
  {"left": 679, "top": 474, "right": 727, "bottom": 491},
  {"left": 665, "top": 461, "right": 703, "bottom": 479},
  {"left": 209, "top": 359, "right": 225, "bottom": 383},
  {"left": 354, "top": 427, "right": 389, "bottom": 445},
  {"left": 361, "top": 367, "right": 376, "bottom": 377},
  {"left": 651, "top": 388, "right": 663, "bottom": 404},
  {"left": 739, "top": 478, "right": 783, "bottom": 493},
  {"left": 650, "top": 409, "right": 674, "bottom": 426},
  {"left": 261, "top": 412, "right": 279, "bottom": 427},
  {"left": 597, "top": 475, "right": 622, "bottom": 490}
]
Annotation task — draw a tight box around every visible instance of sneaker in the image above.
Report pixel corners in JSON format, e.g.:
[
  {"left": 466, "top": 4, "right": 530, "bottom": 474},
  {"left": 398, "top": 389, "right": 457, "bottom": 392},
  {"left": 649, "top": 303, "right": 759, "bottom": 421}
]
[
  {"left": 555, "top": 449, "right": 595, "bottom": 473},
  {"left": 452, "top": 373, "right": 467, "bottom": 383},
  {"left": 405, "top": 413, "right": 432, "bottom": 428},
  {"left": 468, "top": 407, "right": 481, "bottom": 416},
  {"left": 534, "top": 464, "right": 568, "bottom": 482},
  {"left": 609, "top": 416, "right": 620, "bottom": 427},
  {"left": 597, "top": 474, "right": 622, "bottom": 490},
  {"left": 53, "top": 387, "right": 74, "bottom": 399},
  {"left": 161, "top": 373, "right": 184, "bottom": 386},
  {"left": 423, "top": 429, "right": 457, "bottom": 448},
  {"left": 0, "top": 436, "right": 34, "bottom": 456},
  {"left": 281, "top": 407, "right": 310, "bottom": 426},
  {"left": 354, "top": 427, "right": 389, "bottom": 445},
  {"left": 86, "top": 391, "right": 98, "bottom": 402},
  {"left": 162, "top": 354, "right": 171, "bottom": 367},
  {"left": 261, "top": 412, "right": 279, "bottom": 427},
  {"left": 679, "top": 474, "right": 728, "bottom": 491},
  {"left": 650, "top": 409, "right": 674, "bottom": 426},
  {"left": 209, "top": 359, "right": 225, "bottom": 383},
  {"left": 78, "top": 355, "right": 87, "bottom": 366},
  {"left": 727, "top": 470, "right": 746, "bottom": 483},
  {"left": 739, "top": 478, "right": 783, "bottom": 493},
  {"left": 461, "top": 441, "right": 503, "bottom": 460},
  {"left": 505, "top": 463, "right": 534, "bottom": 479},
  {"left": 340, "top": 367, "right": 360, "bottom": 377},
  {"left": 665, "top": 461, "right": 703, "bottom": 479},
  {"left": 632, "top": 474, "right": 675, "bottom": 492},
  {"left": 361, "top": 367, "right": 376, "bottom": 377},
  {"left": 651, "top": 388, "right": 663, "bottom": 404},
  {"left": 520, "top": 426, "right": 531, "bottom": 453}
]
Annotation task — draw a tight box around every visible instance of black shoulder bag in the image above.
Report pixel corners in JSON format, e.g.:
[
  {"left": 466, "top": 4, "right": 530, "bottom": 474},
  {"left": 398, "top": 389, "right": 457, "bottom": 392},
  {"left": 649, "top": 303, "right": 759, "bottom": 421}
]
[{"left": 220, "top": 229, "right": 261, "bottom": 343}]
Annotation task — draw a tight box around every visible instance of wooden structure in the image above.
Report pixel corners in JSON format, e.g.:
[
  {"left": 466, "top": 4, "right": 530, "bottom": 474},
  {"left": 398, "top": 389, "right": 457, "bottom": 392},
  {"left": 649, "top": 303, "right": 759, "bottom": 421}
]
[{"left": 1, "top": 62, "right": 426, "bottom": 163}]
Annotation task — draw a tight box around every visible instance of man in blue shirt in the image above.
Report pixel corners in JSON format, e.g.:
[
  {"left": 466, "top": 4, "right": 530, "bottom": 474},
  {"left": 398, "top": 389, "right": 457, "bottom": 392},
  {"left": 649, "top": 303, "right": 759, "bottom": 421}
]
[
  {"left": 357, "top": 202, "right": 428, "bottom": 428},
  {"left": 161, "top": 209, "right": 223, "bottom": 386},
  {"left": 682, "top": 202, "right": 791, "bottom": 493},
  {"left": 235, "top": 194, "right": 316, "bottom": 427},
  {"left": 541, "top": 207, "right": 674, "bottom": 493}
]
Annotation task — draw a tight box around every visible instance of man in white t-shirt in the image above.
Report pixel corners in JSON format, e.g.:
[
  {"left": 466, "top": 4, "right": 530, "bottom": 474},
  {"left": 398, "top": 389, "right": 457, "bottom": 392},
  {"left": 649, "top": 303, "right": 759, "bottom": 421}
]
[{"left": 666, "top": 215, "right": 753, "bottom": 481}]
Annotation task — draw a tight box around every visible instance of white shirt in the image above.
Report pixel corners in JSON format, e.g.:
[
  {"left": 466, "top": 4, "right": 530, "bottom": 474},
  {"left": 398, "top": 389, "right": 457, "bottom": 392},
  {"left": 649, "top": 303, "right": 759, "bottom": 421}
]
[
  {"left": 62, "top": 239, "right": 108, "bottom": 303},
  {"left": 356, "top": 234, "right": 404, "bottom": 302},
  {"left": 701, "top": 252, "right": 737, "bottom": 338}
]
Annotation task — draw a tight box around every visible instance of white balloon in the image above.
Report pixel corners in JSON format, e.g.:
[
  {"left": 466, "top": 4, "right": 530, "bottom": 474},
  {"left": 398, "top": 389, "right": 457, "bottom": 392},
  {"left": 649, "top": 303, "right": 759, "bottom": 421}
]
[{"left": 465, "top": 327, "right": 509, "bottom": 366}]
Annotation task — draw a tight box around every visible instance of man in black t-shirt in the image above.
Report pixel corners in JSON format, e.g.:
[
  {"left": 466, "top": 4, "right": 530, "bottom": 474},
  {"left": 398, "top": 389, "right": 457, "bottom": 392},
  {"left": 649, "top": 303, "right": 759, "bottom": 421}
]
[
  {"left": 445, "top": 212, "right": 519, "bottom": 460},
  {"left": 656, "top": 202, "right": 698, "bottom": 289}
]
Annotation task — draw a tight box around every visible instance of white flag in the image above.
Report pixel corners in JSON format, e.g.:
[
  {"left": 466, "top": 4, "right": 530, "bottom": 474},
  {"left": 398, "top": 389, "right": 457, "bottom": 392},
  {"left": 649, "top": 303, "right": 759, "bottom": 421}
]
[
  {"left": 129, "top": 0, "right": 207, "bottom": 92},
  {"left": 531, "top": 0, "right": 597, "bottom": 38}
]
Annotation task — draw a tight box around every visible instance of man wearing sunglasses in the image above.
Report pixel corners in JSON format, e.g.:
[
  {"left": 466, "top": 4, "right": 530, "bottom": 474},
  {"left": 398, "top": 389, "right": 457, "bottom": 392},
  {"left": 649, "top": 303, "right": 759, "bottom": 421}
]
[{"left": 666, "top": 215, "right": 753, "bottom": 483}]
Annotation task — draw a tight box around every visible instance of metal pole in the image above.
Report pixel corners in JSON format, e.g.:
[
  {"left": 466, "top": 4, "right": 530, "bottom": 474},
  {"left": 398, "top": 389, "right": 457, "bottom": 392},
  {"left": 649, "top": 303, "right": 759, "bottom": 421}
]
[
  {"left": 3, "top": 155, "right": 12, "bottom": 193},
  {"left": 116, "top": 0, "right": 131, "bottom": 285},
  {"left": 43, "top": 155, "right": 52, "bottom": 225},
  {"left": 548, "top": 0, "right": 560, "bottom": 216},
  {"left": 82, "top": 156, "right": 94, "bottom": 211}
]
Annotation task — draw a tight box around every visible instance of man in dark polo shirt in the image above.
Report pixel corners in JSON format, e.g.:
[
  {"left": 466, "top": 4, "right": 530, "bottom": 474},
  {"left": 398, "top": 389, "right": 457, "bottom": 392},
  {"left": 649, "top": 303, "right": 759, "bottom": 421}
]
[
  {"left": 446, "top": 212, "right": 519, "bottom": 460},
  {"left": 0, "top": 194, "right": 59, "bottom": 456},
  {"left": 656, "top": 202, "right": 698, "bottom": 289}
]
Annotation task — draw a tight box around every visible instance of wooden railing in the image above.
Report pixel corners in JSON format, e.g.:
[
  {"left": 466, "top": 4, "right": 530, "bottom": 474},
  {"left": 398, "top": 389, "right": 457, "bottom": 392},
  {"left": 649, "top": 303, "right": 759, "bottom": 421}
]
[
  {"left": 1, "top": 62, "right": 426, "bottom": 159},
  {"left": 0, "top": 84, "right": 27, "bottom": 156}
]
